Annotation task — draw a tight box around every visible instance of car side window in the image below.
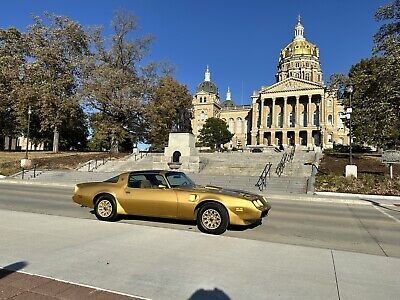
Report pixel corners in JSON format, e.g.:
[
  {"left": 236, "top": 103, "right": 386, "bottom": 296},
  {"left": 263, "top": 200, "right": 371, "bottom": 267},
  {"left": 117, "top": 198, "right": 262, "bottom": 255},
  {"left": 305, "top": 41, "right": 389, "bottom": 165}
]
[
  {"left": 128, "top": 174, "right": 147, "bottom": 188},
  {"left": 128, "top": 173, "right": 168, "bottom": 189},
  {"left": 154, "top": 175, "right": 168, "bottom": 187}
]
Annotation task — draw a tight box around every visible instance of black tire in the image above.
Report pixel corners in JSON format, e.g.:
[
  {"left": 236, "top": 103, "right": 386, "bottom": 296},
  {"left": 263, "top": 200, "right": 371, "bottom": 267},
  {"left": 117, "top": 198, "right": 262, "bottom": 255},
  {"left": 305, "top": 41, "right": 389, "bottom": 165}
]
[
  {"left": 197, "top": 202, "right": 229, "bottom": 235},
  {"left": 94, "top": 195, "right": 118, "bottom": 222}
]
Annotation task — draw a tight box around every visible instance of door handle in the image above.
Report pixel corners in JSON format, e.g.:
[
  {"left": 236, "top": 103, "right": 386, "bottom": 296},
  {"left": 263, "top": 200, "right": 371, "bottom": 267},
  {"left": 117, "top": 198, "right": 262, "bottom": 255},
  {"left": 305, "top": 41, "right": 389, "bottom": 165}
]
[{"left": 125, "top": 190, "right": 131, "bottom": 194}]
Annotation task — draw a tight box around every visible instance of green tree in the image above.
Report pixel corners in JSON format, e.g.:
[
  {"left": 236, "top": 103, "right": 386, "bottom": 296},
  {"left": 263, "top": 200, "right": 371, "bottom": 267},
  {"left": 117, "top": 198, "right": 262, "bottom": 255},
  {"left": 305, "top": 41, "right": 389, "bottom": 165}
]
[
  {"left": 82, "top": 11, "right": 156, "bottom": 153},
  {"left": 327, "top": 1, "right": 400, "bottom": 149},
  {"left": 198, "top": 117, "right": 233, "bottom": 150},
  {"left": 146, "top": 76, "right": 192, "bottom": 150}
]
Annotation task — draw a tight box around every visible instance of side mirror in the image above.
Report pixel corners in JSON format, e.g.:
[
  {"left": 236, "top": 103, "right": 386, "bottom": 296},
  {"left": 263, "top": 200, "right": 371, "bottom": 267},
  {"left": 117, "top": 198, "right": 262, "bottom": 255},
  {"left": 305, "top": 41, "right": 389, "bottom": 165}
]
[{"left": 158, "top": 185, "right": 167, "bottom": 189}]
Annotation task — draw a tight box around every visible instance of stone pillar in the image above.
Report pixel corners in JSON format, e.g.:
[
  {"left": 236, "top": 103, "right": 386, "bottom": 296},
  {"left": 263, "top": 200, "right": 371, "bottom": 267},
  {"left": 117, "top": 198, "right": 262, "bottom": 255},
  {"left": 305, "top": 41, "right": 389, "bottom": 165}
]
[
  {"left": 283, "top": 97, "right": 287, "bottom": 128},
  {"left": 259, "top": 130, "right": 265, "bottom": 145},
  {"left": 283, "top": 131, "right": 288, "bottom": 147},
  {"left": 260, "top": 99, "right": 264, "bottom": 129},
  {"left": 308, "top": 95, "right": 313, "bottom": 126},
  {"left": 251, "top": 133, "right": 257, "bottom": 145},
  {"left": 296, "top": 96, "right": 300, "bottom": 127},
  {"left": 272, "top": 98, "right": 276, "bottom": 128},
  {"left": 271, "top": 131, "right": 276, "bottom": 146},
  {"left": 294, "top": 131, "right": 300, "bottom": 146},
  {"left": 307, "top": 130, "right": 313, "bottom": 148}
]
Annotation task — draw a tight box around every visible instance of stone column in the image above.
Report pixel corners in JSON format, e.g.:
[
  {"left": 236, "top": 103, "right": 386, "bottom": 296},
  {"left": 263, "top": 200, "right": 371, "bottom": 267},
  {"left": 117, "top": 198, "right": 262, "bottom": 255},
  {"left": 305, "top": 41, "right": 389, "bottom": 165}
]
[
  {"left": 296, "top": 96, "right": 300, "bottom": 127},
  {"left": 250, "top": 97, "right": 259, "bottom": 145},
  {"left": 271, "top": 98, "right": 276, "bottom": 128},
  {"left": 294, "top": 131, "right": 300, "bottom": 146},
  {"left": 307, "top": 130, "right": 313, "bottom": 148},
  {"left": 308, "top": 95, "right": 313, "bottom": 126},
  {"left": 260, "top": 99, "right": 264, "bottom": 129},
  {"left": 283, "top": 97, "right": 287, "bottom": 128},
  {"left": 271, "top": 131, "right": 276, "bottom": 146}
]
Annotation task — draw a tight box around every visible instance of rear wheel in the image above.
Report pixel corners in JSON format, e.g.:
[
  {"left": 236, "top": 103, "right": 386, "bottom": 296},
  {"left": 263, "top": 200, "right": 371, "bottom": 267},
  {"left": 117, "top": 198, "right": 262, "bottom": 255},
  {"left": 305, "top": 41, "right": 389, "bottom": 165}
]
[
  {"left": 197, "top": 203, "right": 229, "bottom": 235},
  {"left": 94, "top": 195, "right": 118, "bottom": 222}
]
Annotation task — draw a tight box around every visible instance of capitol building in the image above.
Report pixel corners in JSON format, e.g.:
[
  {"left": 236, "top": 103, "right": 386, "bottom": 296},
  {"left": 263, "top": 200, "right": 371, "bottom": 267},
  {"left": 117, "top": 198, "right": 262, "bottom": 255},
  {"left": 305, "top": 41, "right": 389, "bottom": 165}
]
[{"left": 191, "top": 18, "right": 349, "bottom": 149}]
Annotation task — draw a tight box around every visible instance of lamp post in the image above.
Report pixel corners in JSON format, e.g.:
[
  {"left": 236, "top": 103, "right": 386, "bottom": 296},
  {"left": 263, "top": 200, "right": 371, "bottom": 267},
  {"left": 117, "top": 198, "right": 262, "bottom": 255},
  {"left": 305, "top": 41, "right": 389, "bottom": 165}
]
[
  {"left": 345, "top": 85, "right": 353, "bottom": 165},
  {"left": 344, "top": 84, "right": 357, "bottom": 178},
  {"left": 25, "top": 105, "right": 32, "bottom": 159}
]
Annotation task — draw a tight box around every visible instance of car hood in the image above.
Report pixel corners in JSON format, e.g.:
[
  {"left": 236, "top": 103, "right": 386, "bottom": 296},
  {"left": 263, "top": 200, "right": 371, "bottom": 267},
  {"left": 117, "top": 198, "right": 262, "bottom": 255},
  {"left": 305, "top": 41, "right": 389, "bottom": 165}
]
[{"left": 191, "top": 185, "right": 263, "bottom": 201}]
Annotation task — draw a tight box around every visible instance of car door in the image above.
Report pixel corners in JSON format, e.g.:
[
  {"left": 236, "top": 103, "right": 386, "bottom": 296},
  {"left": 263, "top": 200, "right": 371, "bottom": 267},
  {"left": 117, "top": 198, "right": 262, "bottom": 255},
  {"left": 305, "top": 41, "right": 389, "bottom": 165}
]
[{"left": 119, "top": 173, "right": 178, "bottom": 218}]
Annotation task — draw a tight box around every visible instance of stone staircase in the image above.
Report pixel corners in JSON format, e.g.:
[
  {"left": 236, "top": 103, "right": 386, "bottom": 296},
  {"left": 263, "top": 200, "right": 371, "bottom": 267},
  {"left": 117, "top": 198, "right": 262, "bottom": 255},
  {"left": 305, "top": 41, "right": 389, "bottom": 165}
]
[
  {"left": 93, "top": 153, "right": 160, "bottom": 173},
  {"left": 199, "top": 152, "right": 282, "bottom": 176},
  {"left": 7, "top": 148, "right": 316, "bottom": 194}
]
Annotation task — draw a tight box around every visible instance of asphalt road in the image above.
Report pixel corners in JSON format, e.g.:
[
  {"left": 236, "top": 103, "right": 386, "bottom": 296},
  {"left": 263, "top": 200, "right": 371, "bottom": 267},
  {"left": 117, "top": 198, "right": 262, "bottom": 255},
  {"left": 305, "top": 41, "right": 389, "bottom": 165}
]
[{"left": 0, "top": 183, "right": 399, "bottom": 258}]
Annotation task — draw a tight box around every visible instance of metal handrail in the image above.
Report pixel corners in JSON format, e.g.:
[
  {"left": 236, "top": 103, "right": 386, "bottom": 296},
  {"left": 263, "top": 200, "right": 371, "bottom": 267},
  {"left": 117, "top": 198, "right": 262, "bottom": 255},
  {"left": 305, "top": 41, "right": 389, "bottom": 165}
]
[
  {"left": 275, "top": 153, "right": 287, "bottom": 177},
  {"left": 276, "top": 146, "right": 296, "bottom": 177},
  {"left": 255, "top": 162, "right": 272, "bottom": 191}
]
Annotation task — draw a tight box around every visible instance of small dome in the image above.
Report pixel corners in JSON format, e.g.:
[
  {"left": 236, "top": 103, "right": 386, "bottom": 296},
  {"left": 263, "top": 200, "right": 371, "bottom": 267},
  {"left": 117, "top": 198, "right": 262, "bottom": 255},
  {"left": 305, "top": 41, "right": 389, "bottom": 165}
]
[
  {"left": 281, "top": 39, "right": 318, "bottom": 60},
  {"left": 196, "top": 81, "right": 218, "bottom": 94},
  {"left": 221, "top": 99, "right": 235, "bottom": 108}
]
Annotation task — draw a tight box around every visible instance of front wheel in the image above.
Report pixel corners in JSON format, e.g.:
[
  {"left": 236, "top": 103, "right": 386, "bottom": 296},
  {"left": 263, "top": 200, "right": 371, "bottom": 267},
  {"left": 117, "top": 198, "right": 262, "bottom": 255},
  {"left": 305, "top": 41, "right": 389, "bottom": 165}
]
[
  {"left": 94, "top": 195, "right": 118, "bottom": 222},
  {"left": 197, "top": 203, "right": 229, "bottom": 235}
]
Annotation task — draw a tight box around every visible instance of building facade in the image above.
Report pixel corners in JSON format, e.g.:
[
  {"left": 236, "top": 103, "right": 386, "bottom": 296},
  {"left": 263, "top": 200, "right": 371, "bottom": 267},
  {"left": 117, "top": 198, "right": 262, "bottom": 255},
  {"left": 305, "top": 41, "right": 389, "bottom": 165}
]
[{"left": 192, "top": 17, "right": 348, "bottom": 149}]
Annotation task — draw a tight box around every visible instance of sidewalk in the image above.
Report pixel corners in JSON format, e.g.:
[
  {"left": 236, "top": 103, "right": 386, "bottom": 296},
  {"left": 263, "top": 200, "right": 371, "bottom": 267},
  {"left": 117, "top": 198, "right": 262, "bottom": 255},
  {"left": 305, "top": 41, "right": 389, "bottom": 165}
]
[
  {"left": 0, "top": 268, "right": 140, "bottom": 299},
  {"left": 0, "top": 209, "right": 399, "bottom": 300}
]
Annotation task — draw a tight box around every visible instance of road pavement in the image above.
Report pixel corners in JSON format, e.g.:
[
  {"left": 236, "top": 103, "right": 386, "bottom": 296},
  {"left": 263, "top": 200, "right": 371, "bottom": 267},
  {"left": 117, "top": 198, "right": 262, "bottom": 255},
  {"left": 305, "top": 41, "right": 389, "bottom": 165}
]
[{"left": 0, "top": 183, "right": 399, "bottom": 258}]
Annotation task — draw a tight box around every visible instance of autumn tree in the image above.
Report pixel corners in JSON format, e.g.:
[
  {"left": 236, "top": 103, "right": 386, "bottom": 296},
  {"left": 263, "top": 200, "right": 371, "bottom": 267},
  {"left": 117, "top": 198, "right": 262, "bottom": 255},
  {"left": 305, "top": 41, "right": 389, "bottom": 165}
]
[
  {"left": 25, "top": 13, "right": 89, "bottom": 153},
  {"left": 0, "top": 28, "right": 26, "bottom": 140},
  {"left": 198, "top": 117, "right": 233, "bottom": 150},
  {"left": 146, "top": 76, "right": 192, "bottom": 150},
  {"left": 83, "top": 11, "right": 156, "bottom": 153}
]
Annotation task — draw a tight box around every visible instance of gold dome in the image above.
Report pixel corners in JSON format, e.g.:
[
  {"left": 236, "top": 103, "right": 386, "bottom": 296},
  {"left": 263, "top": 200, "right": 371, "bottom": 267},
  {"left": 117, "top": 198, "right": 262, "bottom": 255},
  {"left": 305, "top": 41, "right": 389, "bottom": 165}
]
[{"left": 281, "top": 40, "right": 318, "bottom": 59}]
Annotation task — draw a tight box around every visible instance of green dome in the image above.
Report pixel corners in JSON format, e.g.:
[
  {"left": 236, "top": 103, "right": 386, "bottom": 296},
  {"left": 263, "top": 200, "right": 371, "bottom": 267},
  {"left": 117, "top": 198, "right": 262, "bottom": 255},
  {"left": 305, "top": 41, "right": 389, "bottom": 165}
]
[
  {"left": 196, "top": 81, "right": 218, "bottom": 94},
  {"left": 221, "top": 100, "right": 235, "bottom": 108}
]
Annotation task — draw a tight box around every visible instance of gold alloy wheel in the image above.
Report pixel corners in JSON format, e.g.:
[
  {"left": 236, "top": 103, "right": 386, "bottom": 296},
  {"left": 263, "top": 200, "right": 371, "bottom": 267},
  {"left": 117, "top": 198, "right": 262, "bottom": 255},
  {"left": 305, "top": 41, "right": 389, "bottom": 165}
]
[
  {"left": 201, "top": 208, "right": 222, "bottom": 230},
  {"left": 97, "top": 199, "right": 113, "bottom": 218}
]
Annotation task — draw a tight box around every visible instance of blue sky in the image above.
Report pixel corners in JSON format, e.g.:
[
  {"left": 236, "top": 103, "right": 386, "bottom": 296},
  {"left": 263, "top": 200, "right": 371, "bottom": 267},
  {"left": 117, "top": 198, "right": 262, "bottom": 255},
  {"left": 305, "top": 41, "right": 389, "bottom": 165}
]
[{"left": 0, "top": 0, "right": 387, "bottom": 105}]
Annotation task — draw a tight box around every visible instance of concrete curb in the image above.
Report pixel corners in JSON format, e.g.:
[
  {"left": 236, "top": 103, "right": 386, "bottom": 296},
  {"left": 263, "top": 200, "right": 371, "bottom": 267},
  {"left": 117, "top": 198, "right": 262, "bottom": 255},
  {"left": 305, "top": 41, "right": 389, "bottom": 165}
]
[
  {"left": 315, "top": 191, "right": 400, "bottom": 202},
  {"left": 266, "top": 193, "right": 370, "bottom": 205},
  {"left": 0, "top": 179, "right": 74, "bottom": 188}
]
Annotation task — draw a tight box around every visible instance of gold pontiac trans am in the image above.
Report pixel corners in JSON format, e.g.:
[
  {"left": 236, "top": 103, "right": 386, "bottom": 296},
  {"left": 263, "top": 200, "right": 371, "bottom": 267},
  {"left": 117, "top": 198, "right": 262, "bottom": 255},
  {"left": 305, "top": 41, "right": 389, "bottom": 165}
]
[{"left": 73, "top": 170, "right": 270, "bottom": 235}]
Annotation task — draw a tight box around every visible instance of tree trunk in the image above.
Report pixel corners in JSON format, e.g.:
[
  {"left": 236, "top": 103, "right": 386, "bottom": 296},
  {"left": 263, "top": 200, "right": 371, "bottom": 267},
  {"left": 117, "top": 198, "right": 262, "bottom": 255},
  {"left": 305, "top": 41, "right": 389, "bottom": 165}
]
[{"left": 53, "top": 128, "right": 59, "bottom": 153}]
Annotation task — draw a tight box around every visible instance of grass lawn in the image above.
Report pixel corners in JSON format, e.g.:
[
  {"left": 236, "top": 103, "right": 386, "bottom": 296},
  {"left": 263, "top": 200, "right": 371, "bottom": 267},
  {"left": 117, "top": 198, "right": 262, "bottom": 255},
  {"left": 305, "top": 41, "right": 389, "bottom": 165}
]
[
  {"left": 316, "top": 153, "right": 400, "bottom": 196},
  {"left": 0, "top": 151, "right": 127, "bottom": 176}
]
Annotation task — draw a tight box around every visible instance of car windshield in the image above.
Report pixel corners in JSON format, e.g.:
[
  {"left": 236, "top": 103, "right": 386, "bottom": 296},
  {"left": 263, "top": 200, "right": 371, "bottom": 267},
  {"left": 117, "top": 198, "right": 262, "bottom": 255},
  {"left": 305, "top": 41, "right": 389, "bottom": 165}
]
[{"left": 165, "top": 172, "right": 195, "bottom": 188}]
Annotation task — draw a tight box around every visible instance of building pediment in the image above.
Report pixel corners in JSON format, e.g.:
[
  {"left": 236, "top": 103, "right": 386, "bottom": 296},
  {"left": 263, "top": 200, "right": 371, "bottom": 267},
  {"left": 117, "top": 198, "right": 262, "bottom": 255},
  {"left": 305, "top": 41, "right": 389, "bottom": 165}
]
[{"left": 260, "top": 78, "right": 324, "bottom": 94}]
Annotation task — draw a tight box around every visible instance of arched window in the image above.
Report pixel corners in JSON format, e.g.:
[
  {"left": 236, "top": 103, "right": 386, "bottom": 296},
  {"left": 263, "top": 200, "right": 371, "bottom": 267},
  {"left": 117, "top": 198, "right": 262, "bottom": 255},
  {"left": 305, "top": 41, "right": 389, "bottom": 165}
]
[
  {"left": 305, "top": 73, "right": 310, "bottom": 81},
  {"left": 328, "top": 115, "right": 333, "bottom": 125},
  {"left": 236, "top": 117, "right": 243, "bottom": 134},
  {"left": 199, "top": 97, "right": 202, "bottom": 103},
  {"left": 204, "top": 97, "right": 207, "bottom": 102},
  {"left": 328, "top": 134, "right": 333, "bottom": 143},
  {"left": 172, "top": 151, "right": 181, "bottom": 163}
]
